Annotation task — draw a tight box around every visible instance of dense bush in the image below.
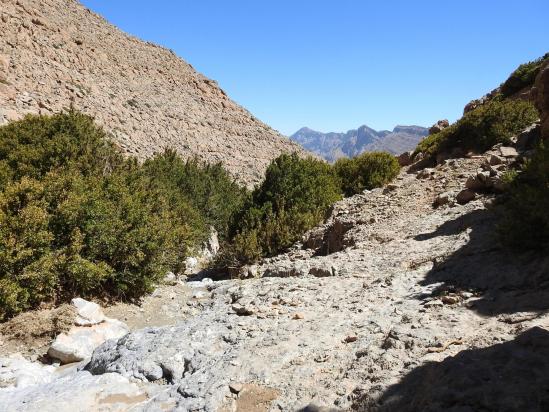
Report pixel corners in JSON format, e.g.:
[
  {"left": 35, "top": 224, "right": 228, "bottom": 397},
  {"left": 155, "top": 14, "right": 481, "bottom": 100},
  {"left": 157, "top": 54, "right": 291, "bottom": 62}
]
[
  {"left": 334, "top": 152, "right": 400, "bottom": 196},
  {"left": 0, "top": 111, "right": 237, "bottom": 320},
  {"left": 0, "top": 111, "right": 123, "bottom": 186},
  {"left": 415, "top": 99, "right": 539, "bottom": 157},
  {"left": 223, "top": 154, "right": 342, "bottom": 264},
  {"left": 140, "top": 150, "right": 247, "bottom": 239},
  {"left": 500, "top": 53, "right": 549, "bottom": 98},
  {"left": 499, "top": 142, "right": 549, "bottom": 252}
]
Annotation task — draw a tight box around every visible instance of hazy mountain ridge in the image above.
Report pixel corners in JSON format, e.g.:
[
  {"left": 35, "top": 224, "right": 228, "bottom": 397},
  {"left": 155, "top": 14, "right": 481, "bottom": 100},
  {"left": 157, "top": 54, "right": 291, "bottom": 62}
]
[{"left": 291, "top": 124, "right": 428, "bottom": 161}]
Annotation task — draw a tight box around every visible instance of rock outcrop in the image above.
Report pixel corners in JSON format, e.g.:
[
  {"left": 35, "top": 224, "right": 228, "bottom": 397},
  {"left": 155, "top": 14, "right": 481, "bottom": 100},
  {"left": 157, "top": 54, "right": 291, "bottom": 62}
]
[{"left": 0, "top": 0, "right": 307, "bottom": 185}]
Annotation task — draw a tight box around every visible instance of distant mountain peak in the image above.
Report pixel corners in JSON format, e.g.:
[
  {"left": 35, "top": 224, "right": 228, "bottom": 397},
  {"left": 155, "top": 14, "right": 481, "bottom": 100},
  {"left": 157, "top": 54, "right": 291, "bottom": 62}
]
[{"left": 290, "top": 124, "right": 428, "bottom": 162}]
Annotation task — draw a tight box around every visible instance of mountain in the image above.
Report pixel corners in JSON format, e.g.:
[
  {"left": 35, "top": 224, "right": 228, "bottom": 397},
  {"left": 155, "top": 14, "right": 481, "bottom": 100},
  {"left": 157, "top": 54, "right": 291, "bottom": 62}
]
[
  {"left": 0, "top": 0, "right": 307, "bottom": 186},
  {"left": 291, "top": 124, "right": 428, "bottom": 162}
]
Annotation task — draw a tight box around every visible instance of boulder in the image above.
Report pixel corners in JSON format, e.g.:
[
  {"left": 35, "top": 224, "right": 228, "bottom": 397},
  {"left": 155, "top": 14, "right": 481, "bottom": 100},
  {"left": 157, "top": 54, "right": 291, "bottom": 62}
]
[
  {"left": 71, "top": 297, "right": 105, "bottom": 326},
  {"left": 48, "top": 318, "right": 128, "bottom": 364},
  {"left": 417, "top": 168, "right": 435, "bottom": 179},
  {"left": 456, "top": 189, "right": 476, "bottom": 205},
  {"left": 397, "top": 151, "right": 413, "bottom": 166},
  {"left": 434, "top": 192, "right": 451, "bottom": 207},
  {"left": 515, "top": 123, "right": 541, "bottom": 150},
  {"left": 498, "top": 146, "right": 518, "bottom": 158},
  {"left": 428, "top": 119, "right": 449, "bottom": 135}
]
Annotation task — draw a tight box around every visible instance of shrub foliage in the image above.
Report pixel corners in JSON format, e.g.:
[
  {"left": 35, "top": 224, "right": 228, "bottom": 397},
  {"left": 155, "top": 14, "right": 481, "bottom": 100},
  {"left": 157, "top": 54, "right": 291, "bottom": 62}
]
[
  {"left": 499, "top": 142, "right": 549, "bottom": 251},
  {"left": 500, "top": 53, "right": 549, "bottom": 98},
  {"left": 415, "top": 99, "right": 539, "bottom": 158},
  {"left": 0, "top": 111, "right": 242, "bottom": 319},
  {"left": 223, "top": 154, "right": 342, "bottom": 264},
  {"left": 335, "top": 152, "right": 400, "bottom": 196}
]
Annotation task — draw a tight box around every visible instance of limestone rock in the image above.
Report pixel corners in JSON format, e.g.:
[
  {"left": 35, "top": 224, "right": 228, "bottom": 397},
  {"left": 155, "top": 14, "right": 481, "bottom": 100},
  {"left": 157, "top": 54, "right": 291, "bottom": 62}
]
[
  {"left": 48, "top": 318, "right": 128, "bottom": 364},
  {"left": 0, "top": 354, "right": 55, "bottom": 389},
  {"left": 0, "top": 371, "right": 149, "bottom": 412},
  {"left": 71, "top": 297, "right": 105, "bottom": 326},
  {"left": 498, "top": 146, "right": 518, "bottom": 158}
]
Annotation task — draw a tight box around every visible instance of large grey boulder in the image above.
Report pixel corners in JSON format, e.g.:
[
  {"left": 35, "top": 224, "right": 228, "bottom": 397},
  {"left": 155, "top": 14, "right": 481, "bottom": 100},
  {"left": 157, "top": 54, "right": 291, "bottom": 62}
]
[{"left": 86, "top": 320, "right": 236, "bottom": 411}]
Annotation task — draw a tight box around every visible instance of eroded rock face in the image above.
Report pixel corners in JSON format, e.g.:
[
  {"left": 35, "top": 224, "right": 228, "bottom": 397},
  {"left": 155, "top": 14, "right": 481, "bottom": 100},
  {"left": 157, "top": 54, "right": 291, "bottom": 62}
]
[
  {"left": 0, "top": 0, "right": 307, "bottom": 186},
  {"left": 533, "top": 61, "right": 549, "bottom": 140}
]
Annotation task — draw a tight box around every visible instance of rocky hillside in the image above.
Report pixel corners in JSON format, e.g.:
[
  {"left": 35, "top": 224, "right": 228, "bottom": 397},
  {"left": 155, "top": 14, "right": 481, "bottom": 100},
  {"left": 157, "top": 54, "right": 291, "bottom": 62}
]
[
  {"left": 0, "top": 0, "right": 307, "bottom": 185},
  {"left": 291, "top": 125, "right": 427, "bottom": 162}
]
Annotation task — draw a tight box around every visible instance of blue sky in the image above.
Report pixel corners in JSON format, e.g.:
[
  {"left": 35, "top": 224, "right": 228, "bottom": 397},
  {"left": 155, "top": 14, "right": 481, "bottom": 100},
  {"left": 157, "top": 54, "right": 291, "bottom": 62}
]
[{"left": 80, "top": 0, "right": 549, "bottom": 136}]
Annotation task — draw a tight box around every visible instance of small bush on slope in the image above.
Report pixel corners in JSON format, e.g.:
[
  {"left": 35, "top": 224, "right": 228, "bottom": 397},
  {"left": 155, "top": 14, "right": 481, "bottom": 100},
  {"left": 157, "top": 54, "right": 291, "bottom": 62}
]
[
  {"left": 500, "top": 53, "right": 549, "bottom": 98},
  {"left": 334, "top": 152, "right": 400, "bottom": 196},
  {"left": 499, "top": 142, "right": 549, "bottom": 252},
  {"left": 415, "top": 99, "right": 539, "bottom": 158},
  {"left": 222, "top": 153, "right": 342, "bottom": 264}
]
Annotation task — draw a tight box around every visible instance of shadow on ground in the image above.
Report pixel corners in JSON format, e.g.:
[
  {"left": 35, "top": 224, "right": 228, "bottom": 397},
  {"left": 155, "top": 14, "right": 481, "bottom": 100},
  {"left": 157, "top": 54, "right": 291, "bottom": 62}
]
[
  {"left": 353, "top": 326, "right": 549, "bottom": 412},
  {"left": 414, "top": 208, "right": 549, "bottom": 316}
]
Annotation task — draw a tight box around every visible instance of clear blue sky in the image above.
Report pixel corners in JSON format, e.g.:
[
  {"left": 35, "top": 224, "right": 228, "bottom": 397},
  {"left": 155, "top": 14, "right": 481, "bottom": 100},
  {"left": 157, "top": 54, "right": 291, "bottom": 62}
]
[{"left": 80, "top": 0, "right": 549, "bottom": 136}]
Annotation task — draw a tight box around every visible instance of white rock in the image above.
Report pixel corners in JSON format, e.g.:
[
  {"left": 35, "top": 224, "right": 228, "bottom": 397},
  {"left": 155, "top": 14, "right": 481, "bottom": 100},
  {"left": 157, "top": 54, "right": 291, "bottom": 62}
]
[
  {"left": 0, "top": 354, "right": 56, "bottom": 389},
  {"left": 185, "top": 256, "right": 199, "bottom": 270},
  {"left": 0, "top": 371, "right": 149, "bottom": 412},
  {"left": 71, "top": 297, "right": 105, "bottom": 326},
  {"left": 48, "top": 319, "right": 128, "bottom": 364}
]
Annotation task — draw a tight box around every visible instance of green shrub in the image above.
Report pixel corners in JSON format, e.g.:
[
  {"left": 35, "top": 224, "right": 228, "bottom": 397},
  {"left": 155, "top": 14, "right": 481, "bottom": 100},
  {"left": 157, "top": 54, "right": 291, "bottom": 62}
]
[
  {"left": 499, "top": 142, "right": 549, "bottom": 252},
  {"left": 0, "top": 110, "right": 123, "bottom": 185},
  {"left": 224, "top": 154, "right": 341, "bottom": 264},
  {"left": 0, "top": 111, "right": 227, "bottom": 319},
  {"left": 501, "top": 53, "right": 549, "bottom": 97},
  {"left": 335, "top": 151, "right": 400, "bottom": 196},
  {"left": 140, "top": 150, "right": 247, "bottom": 239},
  {"left": 416, "top": 99, "right": 539, "bottom": 157}
]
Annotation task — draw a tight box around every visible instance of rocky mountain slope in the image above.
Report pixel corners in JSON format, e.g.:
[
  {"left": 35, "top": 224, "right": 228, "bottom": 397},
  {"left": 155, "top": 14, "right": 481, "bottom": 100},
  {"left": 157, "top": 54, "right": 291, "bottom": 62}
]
[
  {"left": 291, "top": 125, "right": 427, "bottom": 162},
  {"left": 0, "top": 0, "right": 307, "bottom": 185}
]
